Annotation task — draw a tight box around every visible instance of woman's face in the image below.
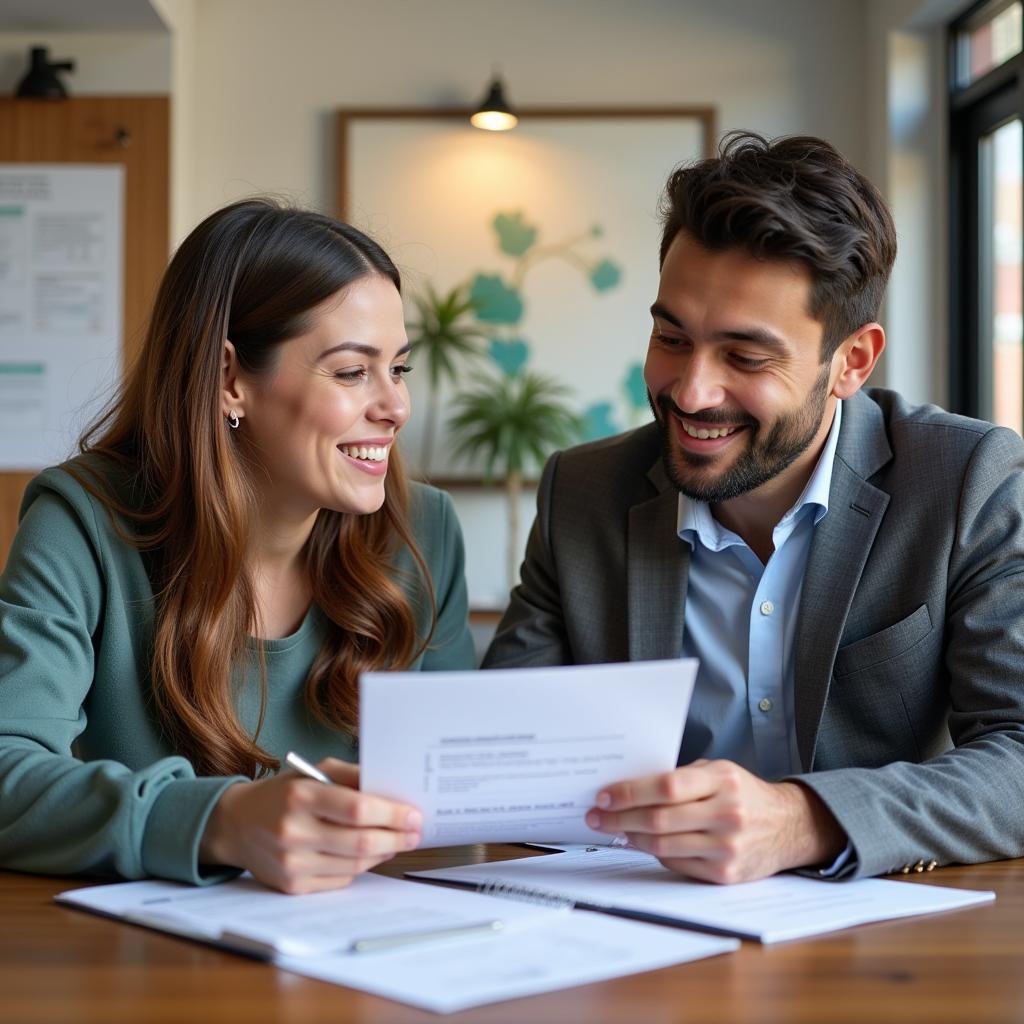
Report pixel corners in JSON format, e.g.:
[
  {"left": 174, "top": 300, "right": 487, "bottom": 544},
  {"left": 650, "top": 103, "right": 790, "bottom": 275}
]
[{"left": 230, "top": 275, "right": 411, "bottom": 525}]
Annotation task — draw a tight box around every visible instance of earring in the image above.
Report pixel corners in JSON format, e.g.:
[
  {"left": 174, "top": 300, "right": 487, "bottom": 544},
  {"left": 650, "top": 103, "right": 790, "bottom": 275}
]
[{"left": 226, "top": 409, "right": 240, "bottom": 429}]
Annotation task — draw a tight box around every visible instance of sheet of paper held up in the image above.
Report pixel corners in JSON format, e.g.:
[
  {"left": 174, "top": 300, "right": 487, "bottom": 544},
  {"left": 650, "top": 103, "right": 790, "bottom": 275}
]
[{"left": 359, "top": 659, "right": 697, "bottom": 847}]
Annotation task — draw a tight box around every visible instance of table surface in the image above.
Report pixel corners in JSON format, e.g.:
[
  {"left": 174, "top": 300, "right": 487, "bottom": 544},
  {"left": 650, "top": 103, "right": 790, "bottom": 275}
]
[{"left": 5, "top": 847, "right": 1023, "bottom": 1024}]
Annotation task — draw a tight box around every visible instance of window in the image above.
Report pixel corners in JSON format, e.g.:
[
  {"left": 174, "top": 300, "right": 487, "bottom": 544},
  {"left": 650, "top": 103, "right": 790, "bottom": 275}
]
[
  {"left": 949, "top": 0, "right": 1024, "bottom": 432},
  {"left": 954, "top": 0, "right": 1022, "bottom": 86}
]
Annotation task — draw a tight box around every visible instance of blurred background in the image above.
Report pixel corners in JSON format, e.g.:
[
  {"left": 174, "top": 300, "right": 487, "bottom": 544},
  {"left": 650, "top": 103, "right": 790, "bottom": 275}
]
[{"left": 0, "top": 0, "right": 1017, "bottom": 655}]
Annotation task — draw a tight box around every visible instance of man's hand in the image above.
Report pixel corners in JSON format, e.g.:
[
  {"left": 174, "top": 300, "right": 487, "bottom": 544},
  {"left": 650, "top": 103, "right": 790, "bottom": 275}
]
[
  {"left": 200, "top": 758, "right": 422, "bottom": 894},
  {"left": 585, "top": 759, "right": 845, "bottom": 884}
]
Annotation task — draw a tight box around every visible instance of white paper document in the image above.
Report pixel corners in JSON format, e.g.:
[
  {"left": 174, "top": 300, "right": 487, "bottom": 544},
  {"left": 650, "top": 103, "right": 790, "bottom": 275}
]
[
  {"left": 410, "top": 846, "right": 996, "bottom": 944},
  {"left": 0, "top": 166, "right": 123, "bottom": 469},
  {"left": 59, "top": 871, "right": 553, "bottom": 956},
  {"left": 283, "top": 909, "right": 737, "bottom": 1014},
  {"left": 57, "top": 871, "right": 737, "bottom": 1014},
  {"left": 359, "top": 659, "right": 697, "bottom": 847}
]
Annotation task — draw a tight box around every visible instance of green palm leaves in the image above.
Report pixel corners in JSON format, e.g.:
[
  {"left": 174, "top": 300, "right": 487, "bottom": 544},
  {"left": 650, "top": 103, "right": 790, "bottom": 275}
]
[
  {"left": 448, "top": 371, "right": 583, "bottom": 480},
  {"left": 407, "top": 284, "right": 487, "bottom": 473}
]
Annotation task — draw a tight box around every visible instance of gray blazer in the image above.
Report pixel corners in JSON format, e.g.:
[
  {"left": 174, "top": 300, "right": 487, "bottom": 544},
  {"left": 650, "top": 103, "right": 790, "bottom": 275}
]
[{"left": 483, "top": 388, "right": 1024, "bottom": 878}]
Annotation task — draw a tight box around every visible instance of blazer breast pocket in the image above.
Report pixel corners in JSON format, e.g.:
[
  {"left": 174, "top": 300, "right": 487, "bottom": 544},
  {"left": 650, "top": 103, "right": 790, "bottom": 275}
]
[{"left": 832, "top": 603, "right": 934, "bottom": 678}]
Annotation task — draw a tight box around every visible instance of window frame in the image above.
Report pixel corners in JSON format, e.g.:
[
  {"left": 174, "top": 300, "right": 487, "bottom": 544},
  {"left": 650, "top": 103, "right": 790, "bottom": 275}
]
[{"left": 949, "top": 0, "right": 1024, "bottom": 419}]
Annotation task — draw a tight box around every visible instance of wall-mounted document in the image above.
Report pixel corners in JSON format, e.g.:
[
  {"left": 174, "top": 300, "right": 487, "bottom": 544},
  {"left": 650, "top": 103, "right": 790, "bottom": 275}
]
[
  {"left": 0, "top": 165, "right": 123, "bottom": 469},
  {"left": 360, "top": 659, "right": 696, "bottom": 847}
]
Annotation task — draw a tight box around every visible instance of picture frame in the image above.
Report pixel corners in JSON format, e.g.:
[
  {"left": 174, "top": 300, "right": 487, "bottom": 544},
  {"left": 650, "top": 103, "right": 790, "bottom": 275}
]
[{"left": 335, "top": 106, "right": 715, "bottom": 485}]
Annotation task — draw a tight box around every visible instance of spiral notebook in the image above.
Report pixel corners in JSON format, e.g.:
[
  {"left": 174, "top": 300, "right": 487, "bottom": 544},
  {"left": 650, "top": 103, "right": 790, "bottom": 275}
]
[{"left": 408, "top": 846, "right": 996, "bottom": 944}]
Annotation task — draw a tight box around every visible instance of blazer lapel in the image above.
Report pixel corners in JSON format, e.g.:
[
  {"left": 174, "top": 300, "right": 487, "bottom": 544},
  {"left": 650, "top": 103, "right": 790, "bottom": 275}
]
[
  {"left": 628, "top": 459, "right": 691, "bottom": 661},
  {"left": 794, "top": 394, "right": 892, "bottom": 769}
]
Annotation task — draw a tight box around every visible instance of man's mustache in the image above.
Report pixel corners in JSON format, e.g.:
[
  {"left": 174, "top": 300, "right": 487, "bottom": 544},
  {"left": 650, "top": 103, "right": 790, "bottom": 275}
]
[{"left": 653, "top": 392, "right": 758, "bottom": 429}]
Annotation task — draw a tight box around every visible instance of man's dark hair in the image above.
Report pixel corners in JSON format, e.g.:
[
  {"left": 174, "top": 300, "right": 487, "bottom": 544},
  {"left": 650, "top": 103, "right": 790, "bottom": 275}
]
[{"left": 659, "top": 131, "right": 897, "bottom": 360}]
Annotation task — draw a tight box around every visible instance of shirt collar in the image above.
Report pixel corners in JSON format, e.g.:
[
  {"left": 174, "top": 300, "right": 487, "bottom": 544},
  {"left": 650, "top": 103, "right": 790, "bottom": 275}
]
[{"left": 677, "top": 399, "right": 843, "bottom": 550}]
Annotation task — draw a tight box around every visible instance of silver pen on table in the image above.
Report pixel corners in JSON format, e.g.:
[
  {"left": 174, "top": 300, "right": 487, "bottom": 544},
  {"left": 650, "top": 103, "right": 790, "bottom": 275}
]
[
  {"left": 349, "top": 919, "right": 505, "bottom": 954},
  {"left": 284, "top": 750, "right": 333, "bottom": 784}
]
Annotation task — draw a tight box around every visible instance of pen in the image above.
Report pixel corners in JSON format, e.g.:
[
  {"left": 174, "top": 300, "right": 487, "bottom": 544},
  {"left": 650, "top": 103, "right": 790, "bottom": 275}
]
[
  {"left": 349, "top": 919, "right": 504, "bottom": 954},
  {"left": 285, "top": 750, "right": 332, "bottom": 784}
]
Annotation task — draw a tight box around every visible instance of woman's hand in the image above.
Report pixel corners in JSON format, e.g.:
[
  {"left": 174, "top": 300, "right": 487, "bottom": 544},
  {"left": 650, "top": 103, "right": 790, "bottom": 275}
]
[{"left": 199, "top": 758, "right": 422, "bottom": 893}]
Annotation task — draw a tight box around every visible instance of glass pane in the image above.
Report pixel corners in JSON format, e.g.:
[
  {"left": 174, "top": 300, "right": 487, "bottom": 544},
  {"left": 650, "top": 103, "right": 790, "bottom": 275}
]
[
  {"left": 957, "top": 1, "right": 1022, "bottom": 87},
  {"left": 981, "top": 117, "right": 1023, "bottom": 434}
]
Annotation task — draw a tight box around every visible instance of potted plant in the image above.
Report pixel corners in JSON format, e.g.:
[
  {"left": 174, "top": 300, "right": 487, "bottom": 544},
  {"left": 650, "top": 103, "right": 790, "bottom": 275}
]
[{"left": 448, "top": 369, "right": 582, "bottom": 588}]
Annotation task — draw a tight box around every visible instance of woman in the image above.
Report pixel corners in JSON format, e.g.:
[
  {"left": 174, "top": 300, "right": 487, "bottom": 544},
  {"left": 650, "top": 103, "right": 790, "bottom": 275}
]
[{"left": 0, "top": 199, "right": 475, "bottom": 893}]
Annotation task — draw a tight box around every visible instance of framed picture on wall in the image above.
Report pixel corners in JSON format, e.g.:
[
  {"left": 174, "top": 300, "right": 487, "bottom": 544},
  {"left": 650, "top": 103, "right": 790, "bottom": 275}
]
[{"left": 335, "top": 106, "right": 715, "bottom": 484}]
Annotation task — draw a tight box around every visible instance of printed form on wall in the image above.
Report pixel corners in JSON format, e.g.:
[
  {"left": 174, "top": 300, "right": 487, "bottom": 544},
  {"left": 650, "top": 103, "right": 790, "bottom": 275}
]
[{"left": 0, "top": 165, "right": 123, "bottom": 469}]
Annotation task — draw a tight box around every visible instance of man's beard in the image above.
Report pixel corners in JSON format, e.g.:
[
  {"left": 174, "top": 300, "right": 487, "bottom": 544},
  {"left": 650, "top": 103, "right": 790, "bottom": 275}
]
[{"left": 651, "top": 365, "right": 831, "bottom": 504}]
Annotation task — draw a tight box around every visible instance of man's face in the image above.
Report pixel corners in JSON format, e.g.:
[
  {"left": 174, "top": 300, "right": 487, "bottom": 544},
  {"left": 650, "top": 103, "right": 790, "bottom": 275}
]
[{"left": 644, "top": 232, "right": 836, "bottom": 505}]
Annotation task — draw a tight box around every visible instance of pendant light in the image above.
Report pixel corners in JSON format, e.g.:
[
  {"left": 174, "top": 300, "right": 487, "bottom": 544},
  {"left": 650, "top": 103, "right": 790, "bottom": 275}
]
[{"left": 470, "top": 74, "right": 518, "bottom": 131}]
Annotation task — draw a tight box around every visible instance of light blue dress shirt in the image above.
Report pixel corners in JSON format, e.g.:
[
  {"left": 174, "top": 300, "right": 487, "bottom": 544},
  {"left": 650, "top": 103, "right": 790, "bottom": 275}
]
[{"left": 676, "top": 401, "right": 843, "bottom": 781}]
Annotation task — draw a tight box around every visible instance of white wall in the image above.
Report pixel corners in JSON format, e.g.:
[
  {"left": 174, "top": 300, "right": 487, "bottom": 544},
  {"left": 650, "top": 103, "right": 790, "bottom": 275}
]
[
  {"left": 174, "top": 0, "right": 868, "bottom": 231},
  {"left": 148, "top": 0, "right": 196, "bottom": 246}
]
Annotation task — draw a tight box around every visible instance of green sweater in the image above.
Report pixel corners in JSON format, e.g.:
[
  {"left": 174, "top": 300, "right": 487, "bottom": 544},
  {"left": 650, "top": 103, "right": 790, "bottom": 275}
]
[{"left": 0, "top": 460, "right": 475, "bottom": 885}]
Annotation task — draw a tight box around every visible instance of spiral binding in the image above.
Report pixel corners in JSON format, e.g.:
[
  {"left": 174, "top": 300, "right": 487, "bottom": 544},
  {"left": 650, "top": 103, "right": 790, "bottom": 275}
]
[{"left": 479, "top": 878, "right": 574, "bottom": 909}]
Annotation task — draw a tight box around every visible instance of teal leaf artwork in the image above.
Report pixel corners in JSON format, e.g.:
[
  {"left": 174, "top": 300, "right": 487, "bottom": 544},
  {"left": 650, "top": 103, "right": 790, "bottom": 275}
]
[
  {"left": 590, "top": 259, "right": 622, "bottom": 292},
  {"left": 493, "top": 211, "right": 538, "bottom": 257},
  {"left": 581, "top": 401, "right": 620, "bottom": 441},
  {"left": 623, "top": 362, "right": 647, "bottom": 410},
  {"left": 469, "top": 273, "right": 524, "bottom": 324},
  {"left": 489, "top": 337, "right": 530, "bottom": 377}
]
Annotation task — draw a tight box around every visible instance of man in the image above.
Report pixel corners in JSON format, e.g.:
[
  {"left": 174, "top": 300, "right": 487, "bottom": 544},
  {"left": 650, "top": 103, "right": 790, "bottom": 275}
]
[{"left": 483, "top": 132, "right": 1024, "bottom": 883}]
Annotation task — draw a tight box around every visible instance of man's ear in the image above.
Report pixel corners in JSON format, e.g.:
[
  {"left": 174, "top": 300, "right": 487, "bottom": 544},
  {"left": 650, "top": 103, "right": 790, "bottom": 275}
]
[
  {"left": 830, "top": 323, "right": 885, "bottom": 400},
  {"left": 222, "top": 339, "right": 247, "bottom": 421}
]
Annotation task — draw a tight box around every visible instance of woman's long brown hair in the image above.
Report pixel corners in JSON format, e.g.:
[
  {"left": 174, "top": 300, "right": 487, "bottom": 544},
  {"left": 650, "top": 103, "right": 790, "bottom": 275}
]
[{"left": 71, "top": 199, "right": 432, "bottom": 778}]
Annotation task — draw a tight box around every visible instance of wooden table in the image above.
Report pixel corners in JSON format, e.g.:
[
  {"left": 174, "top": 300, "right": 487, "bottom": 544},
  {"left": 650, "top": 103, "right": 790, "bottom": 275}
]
[{"left": 4, "top": 847, "right": 1023, "bottom": 1023}]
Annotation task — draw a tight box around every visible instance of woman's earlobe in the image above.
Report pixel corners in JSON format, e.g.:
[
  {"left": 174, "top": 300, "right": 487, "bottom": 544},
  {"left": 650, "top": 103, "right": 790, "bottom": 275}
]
[{"left": 222, "top": 339, "right": 246, "bottom": 415}]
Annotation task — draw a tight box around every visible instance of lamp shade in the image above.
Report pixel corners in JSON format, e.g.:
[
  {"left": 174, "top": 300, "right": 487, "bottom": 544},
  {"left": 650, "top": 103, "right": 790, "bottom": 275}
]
[
  {"left": 16, "top": 47, "right": 75, "bottom": 99},
  {"left": 470, "top": 76, "right": 518, "bottom": 131}
]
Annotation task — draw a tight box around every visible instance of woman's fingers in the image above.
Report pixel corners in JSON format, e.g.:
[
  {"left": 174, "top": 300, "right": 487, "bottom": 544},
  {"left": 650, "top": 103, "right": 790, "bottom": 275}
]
[
  {"left": 301, "top": 823, "right": 419, "bottom": 858},
  {"left": 201, "top": 763, "right": 426, "bottom": 895},
  {"left": 318, "top": 757, "right": 359, "bottom": 787},
  {"left": 305, "top": 779, "right": 423, "bottom": 834},
  {"left": 273, "top": 874, "right": 357, "bottom": 895},
  {"left": 250, "top": 843, "right": 398, "bottom": 894}
]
